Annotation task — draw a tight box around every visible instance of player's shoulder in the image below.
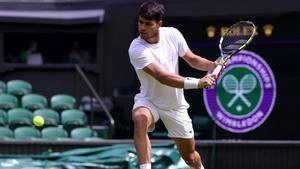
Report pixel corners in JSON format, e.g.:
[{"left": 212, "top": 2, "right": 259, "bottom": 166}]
[
  {"left": 129, "top": 36, "right": 145, "bottom": 48},
  {"left": 160, "top": 27, "right": 182, "bottom": 37},
  {"left": 160, "top": 26, "right": 178, "bottom": 33},
  {"left": 128, "top": 37, "right": 147, "bottom": 56},
  {"left": 131, "top": 36, "right": 143, "bottom": 44}
]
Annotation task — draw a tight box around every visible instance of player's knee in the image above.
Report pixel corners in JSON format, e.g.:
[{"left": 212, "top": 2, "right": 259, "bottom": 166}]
[{"left": 132, "top": 113, "right": 149, "bottom": 128}]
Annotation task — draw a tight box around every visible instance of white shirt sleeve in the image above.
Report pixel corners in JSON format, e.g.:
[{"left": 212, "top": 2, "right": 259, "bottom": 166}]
[
  {"left": 129, "top": 41, "right": 154, "bottom": 70},
  {"left": 171, "top": 27, "right": 189, "bottom": 57}
]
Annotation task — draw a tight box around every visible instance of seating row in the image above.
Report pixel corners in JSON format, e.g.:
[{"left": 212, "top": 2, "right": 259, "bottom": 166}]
[
  {"left": 0, "top": 79, "right": 77, "bottom": 111},
  {"left": 0, "top": 80, "right": 32, "bottom": 97},
  {"left": 0, "top": 108, "right": 88, "bottom": 132},
  {"left": 0, "top": 126, "right": 99, "bottom": 140},
  {"left": 0, "top": 93, "right": 76, "bottom": 112}
]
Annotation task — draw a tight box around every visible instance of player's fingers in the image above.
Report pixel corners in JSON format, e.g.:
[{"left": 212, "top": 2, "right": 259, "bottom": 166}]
[
  {"left": 209, "top": 73, "right": 217, "bottom": 80},
  {"left": 202, "top": 74, "right": 217, "bottom": 89},
  {"left": 209, "top": 79, "right": 216, "bottom": 86},
  {"left": 205, "top": 74, "right": 214, "bottom": 80},
  {"left": 205, "top": 82, "right": 214, "bottom": 89},
  {"left": 201, "top": 78, "right": 211, "bottom": 89},
  {"left": 204, "top": 78, "right": 215, "bottom": 89},
  {"left": 205, "top": 75, "right": 216, "bottom": 84}
]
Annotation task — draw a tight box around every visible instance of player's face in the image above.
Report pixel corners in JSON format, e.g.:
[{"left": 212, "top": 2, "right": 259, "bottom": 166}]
[{"left": 138, "top": 16, "right": 162, "bottom": 43}]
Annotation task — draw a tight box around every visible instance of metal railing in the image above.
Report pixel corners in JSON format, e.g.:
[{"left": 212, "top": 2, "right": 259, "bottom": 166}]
[{"left": 74, "top": 64, "right": 115, "bottom": 139}]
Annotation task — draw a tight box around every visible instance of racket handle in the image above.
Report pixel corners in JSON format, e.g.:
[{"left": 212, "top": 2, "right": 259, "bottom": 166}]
[
  {"left": 204, "top": 65, "right": 223, "bottom": 89},
  {"left": 212, "top": 64, "right": 223, "bottom": 76}
]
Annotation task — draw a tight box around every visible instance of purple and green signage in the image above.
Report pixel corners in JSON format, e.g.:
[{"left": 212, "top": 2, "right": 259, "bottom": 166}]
[{"left": 203, "top": 50, "right": 276, "bottom": 133}]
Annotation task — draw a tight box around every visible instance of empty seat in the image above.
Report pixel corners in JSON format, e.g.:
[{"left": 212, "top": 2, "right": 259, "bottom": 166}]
[
  {"left": 8, "top": 108, "right": 33, "bottom": 130},
  {"left": 0, "top": 126, "right": 13, "bottom": 139},
  {"left": 0, "top": 94, "right": 19, "bottom": 111},
  {"left": 22, "top": 94, "right": 47, "bottom": 111},
  {"left": 33, "top": 108, "right": 59, "bottom": 127},
  {"left": 193, "top": 115, "right": 214, "bottom": 139},
  {"left": 7, "top": 80, "right": 32, "bottom": 98},
  {"left": 14, "top": 126, "right": 41, "bottom": 140},
  {"left": 70, "top": 127, "right": 98, "bottom": 140},
  {"left": 51, "top": 94, "right": 76, "bottom": 112},
  {"left": 0, "top": 109, "right": 8, "bottom": 126},
  {"left": 41, "top": 127, "right": 68, "bottom": 140},
  {"left": 61, "top": 109, "right": 88, "bottom": 132},
  {"left": 0, "top": 80, "right": 6, "bottom": 94}
]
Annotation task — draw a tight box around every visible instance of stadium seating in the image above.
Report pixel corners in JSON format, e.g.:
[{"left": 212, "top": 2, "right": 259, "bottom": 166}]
[
  {"left": 33, "top": 108, "right": 59, "bottom": 127},
  {"left": 51, "top": 94, "right": 76, "bottom": 112},
  {"left": 0, "top": 80, "right": 6, "bottom": 94},
  {"left": 22, "top": 93, "right": 47, "bottom": 111},
  {"left": 14, "top": 126, "right": 41, "bottom": 140},
  {"left": 0, "top": 109, "right": 8, "bottom": 126},
  {"left": 61, "top": 109, "right": 88, "bottom": 133},
  {"left": 70, "top": 127, "right": 98, "bottom": 140},
  {"left": 0, "top": 126, "right": 13, "bottom": 139},
  {"left": 0, "top": 94, "right": 18, "bottom": 111},
  {"left": 8, "top": 108, "right": 33, "bottom": 130},
  {"left": 0, "top": 79, "right": 106, "bottom": 141},
  {"left": 192, "top": 115, "right": 214, "bottom": 139},
  {"left": 41, "top": 127, "right": 68, "bottom": 140},
  {"left": 6, "top": 80, "right": 32, "bottom": 98}
]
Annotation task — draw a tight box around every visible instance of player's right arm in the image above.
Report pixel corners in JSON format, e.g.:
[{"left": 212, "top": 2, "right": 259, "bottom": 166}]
[{"left": 143, "top": 61, "right": 215, "bottom": 89}]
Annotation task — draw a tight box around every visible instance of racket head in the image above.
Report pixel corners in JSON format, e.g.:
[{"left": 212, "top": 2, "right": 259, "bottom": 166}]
[{"left": 219, "top": 21, "right": 256, "bottom": 64}]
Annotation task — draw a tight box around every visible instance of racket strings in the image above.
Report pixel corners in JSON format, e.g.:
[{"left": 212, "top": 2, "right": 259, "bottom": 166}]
[
  {"left": 221, "top": 22, "right": 255, "bottom": 54},
  {"left": 222, "top": 35, "right": 252, "bottom": 53}
]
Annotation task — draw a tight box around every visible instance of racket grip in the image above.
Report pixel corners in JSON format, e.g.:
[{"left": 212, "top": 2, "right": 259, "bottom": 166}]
[
  {"left": 204, "top": 65, "right": 222, "bottom": 89},
  {"left": 212, "top": 64, "right": 223, "bottom": 76}
]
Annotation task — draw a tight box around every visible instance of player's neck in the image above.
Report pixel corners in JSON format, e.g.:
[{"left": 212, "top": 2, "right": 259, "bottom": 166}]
[
  {"left": 146, "top": 38, "right": 159, "bottom": 44},
  {"left": 145, "top": 31, "right": 160, "bottom": 44}
]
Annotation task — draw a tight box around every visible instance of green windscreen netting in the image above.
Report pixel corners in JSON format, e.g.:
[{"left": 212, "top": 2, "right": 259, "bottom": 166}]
[{"left": 0, "top": 144, "right": 190, "bottom": 169}]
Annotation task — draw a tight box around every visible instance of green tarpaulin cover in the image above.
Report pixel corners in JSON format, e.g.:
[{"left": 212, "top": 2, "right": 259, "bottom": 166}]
[{"left": 0, "top": 143, "right": 190, "bottom": 169}]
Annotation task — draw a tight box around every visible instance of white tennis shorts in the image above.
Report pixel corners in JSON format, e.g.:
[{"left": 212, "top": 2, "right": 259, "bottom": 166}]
[{"left": 133, "top": 98, "right": 194, "bottom": 139}]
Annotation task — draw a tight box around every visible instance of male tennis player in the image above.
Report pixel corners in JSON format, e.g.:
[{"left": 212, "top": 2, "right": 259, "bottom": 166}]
[{"left": 128, "top": 1, "right": 218, "bottom": 169}]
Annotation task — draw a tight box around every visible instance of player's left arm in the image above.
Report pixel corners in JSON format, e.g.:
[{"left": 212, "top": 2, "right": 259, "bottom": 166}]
[{"left": 183, "top": 49, "right": 217, "bottom": 71}]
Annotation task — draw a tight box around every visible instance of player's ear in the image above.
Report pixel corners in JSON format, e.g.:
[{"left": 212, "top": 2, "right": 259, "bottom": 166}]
[{"left": 158, "top": 20, "right": 163, "bottom": 27}]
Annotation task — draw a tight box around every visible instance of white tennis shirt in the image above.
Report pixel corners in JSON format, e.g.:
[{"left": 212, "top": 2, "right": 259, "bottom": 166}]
[{"left": 129, "top": 27, "right": 190, "bottom": 110}]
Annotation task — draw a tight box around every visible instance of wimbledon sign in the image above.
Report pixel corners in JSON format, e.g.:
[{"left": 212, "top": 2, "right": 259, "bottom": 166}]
[{"left": 203, "top": 50, "right": 276, "bottom": 133}]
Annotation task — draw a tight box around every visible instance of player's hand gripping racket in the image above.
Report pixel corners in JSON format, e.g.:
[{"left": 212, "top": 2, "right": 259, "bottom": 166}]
[{"left": 212, "top": 21, "right": 256, "bottom": 77}]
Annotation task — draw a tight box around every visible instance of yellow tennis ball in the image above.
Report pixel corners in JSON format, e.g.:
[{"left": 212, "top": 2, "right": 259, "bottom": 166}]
[{"left": 33, "top": 116, "right": 44, "bottom": 127}]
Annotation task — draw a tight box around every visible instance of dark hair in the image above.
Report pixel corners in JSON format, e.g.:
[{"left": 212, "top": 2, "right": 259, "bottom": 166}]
[{"left": 138, "top": 0, "right": 165, "bottom": 21}]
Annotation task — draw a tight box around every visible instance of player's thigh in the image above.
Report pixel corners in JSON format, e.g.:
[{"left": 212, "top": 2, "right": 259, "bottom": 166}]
[{"left": 160, "top": 109, "right": 194, "bottom": 138}]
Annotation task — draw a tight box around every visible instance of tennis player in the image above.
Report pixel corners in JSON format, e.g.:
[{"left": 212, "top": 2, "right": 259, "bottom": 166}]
[{"left": 128, "top": 1, "right": 218, "bottom": 169}]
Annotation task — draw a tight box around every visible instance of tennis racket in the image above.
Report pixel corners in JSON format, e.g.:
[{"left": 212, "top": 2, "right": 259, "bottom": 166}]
[{"left": 211, "top": 21, "right": 256, "bottom": 77}]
